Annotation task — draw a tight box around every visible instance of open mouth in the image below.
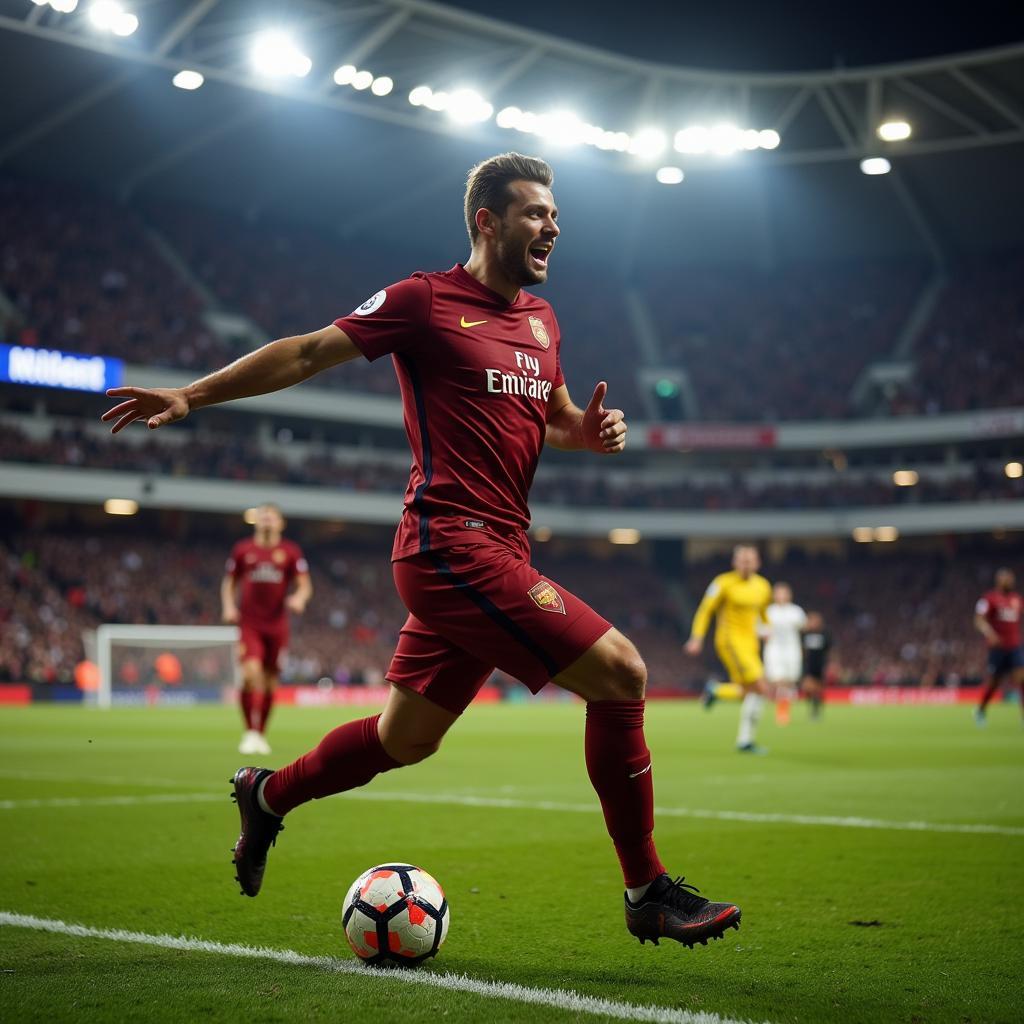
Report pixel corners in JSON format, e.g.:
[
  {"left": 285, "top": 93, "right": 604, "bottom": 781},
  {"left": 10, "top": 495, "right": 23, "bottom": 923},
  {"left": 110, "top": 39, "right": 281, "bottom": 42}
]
[{"left": 529, "top": 245, "right": 551, "bottom": 269}]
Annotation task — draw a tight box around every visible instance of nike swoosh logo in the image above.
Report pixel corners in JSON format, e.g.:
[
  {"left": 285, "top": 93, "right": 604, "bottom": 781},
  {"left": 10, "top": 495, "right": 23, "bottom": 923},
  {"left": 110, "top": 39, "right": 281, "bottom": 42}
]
[
  {"left": 628, "top": 763, "right": 652, "bottom": 779},
  {"left": 460, "top": 316, "right": 488, "bottom": 328}
]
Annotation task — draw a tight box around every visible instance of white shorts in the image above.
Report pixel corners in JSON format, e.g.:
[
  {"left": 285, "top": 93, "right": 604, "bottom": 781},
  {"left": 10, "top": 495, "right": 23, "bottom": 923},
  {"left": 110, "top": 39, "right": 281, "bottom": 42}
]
[{"left": 764, "top": 648, "right": 802, "bottom": 683}]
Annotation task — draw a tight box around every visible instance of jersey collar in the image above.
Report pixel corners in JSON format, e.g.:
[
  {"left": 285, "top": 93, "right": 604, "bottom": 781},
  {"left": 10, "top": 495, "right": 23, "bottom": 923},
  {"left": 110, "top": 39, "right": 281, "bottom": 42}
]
[{"left": 451, "top": 263, "right": 525, "bottom": 308}]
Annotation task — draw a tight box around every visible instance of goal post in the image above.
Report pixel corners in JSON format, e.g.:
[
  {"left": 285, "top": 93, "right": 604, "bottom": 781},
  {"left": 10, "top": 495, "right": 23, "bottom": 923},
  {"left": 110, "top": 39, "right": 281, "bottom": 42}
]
[{"left": 91, "top": 624, "right": 240, "bottom": 709}]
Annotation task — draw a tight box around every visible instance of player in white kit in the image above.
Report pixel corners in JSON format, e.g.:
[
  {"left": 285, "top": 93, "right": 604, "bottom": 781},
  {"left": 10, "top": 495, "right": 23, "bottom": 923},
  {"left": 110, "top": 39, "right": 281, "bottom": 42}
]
[{"left": 762, "top": 583, "right": 806, "bottom": 726}]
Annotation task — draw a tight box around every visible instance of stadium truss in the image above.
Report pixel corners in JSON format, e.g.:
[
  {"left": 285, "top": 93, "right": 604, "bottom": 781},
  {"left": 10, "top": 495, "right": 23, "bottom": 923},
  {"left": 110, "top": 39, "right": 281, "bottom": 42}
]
[{"left": 1, "top": 0, "right": 1023, "bottom": 177}]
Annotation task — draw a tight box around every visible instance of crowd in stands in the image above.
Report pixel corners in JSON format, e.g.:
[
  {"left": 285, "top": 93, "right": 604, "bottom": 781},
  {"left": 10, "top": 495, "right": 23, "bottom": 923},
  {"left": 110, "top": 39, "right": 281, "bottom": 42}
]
[
  {"left": 648, "top": 261, "right": 925, "bottom": 422},
  {"left": 1, "top": 526, "right": 1006, "bottom": 691},
  {"left": 4, "top": 422, "right": 1020, "bottom": 510},
  {"left": 4, "top": 174, "right": 1023, "bottom": 422}
]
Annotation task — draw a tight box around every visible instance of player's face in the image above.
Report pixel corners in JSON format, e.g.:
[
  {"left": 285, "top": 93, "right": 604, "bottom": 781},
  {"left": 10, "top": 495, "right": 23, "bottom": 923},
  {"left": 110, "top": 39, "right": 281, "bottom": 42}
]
[
  {"left": 732, "top": 547, "right": 760, "bottom": 577},
  {"left": 996, "top": 569, "right": 1015, "bottom": 591},
  {"left": 255, "top": 506, "right": 283, "bottom": 535},
  {"left": 773, "top": 584, "right": 791, "bottom": 604},
  {"left": 493, "top": 180, "right": 559, "bottom": 287}
]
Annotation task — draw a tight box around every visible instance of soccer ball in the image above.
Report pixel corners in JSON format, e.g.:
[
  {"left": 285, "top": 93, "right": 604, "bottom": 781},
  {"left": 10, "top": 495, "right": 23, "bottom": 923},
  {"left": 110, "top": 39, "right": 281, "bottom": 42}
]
[{"left": 342, "top": 863, "right": 450, "bottom": 966}]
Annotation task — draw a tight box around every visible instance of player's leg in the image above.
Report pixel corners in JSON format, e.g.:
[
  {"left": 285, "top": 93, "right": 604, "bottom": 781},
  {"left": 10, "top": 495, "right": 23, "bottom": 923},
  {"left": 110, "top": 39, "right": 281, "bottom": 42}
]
[
  {"left": 1013, "top": 662, "right": 1024, "bottom": 724},
  {"left": 238, "top": 645, "right": 267, "bottom": 755},
  {"left": 802, "top": 675, "right": 824, "bottom": 719},
  {"left": 251, "top": 632, "right": 284, "bottom": 754},
  {"left": 975, "top": 652, "right": 1003, "bottom": 725},
  {"left": 230, "top": 615, "right": 490, "bottom": 897}
]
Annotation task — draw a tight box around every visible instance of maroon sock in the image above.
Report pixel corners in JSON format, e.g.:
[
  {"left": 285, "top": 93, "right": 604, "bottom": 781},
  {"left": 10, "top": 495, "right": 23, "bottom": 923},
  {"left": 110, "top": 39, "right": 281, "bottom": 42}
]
[
  {"left": 261, "top": 714, "right": 399, "bottom": 816},
  {"left": 255, "top": 691, "right": 275, "bottom": 734},
  {"left": 585, "top": 699, "right": 666, "bottom": 888},
  {"left": 979, "top": 678, "right": 1001, "bottom": 710},
  {"left": 240, "top": 690, "right": 255, "bottom": 730}
]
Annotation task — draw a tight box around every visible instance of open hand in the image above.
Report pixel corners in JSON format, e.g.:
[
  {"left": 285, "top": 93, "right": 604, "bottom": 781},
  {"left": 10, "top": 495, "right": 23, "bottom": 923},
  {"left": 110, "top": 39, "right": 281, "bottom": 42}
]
[
  {"left": 582, "top": 381, "right": 627, "bottom": 454},
  {"left": 101, "top": 386, "right": 190, "bottom": 434},
  {"left": 285, "top": 594, "right": 308, "bottom": 615},
  {"left": 684, "top": 637, "right": 703, "bottom": 656}
]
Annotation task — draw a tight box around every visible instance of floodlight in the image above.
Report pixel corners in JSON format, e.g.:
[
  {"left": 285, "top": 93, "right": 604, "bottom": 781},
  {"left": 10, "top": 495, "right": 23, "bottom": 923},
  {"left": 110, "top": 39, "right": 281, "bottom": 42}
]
[
  {"left": 609, "top": 528, "right": 641, "bottom": 545},
  {"left": 852, "top": 527, "right": 874, "bottom": 543},
  {"left": 892, "top": 470, "right": 919, "bottom": 487},
  {"left": 446, "top": 89, "right": 493, "bottom": 123},
  {"left": 874, "top": 526, "right": 899, "bottom": 542},
  {"left": 111, "top": 10, "right": 137, "bottom": 35},
  {"left": 251, "top": 30, "right": 312, "bottom": 79},
  {"left": 370, "top": 76, "right": 393, "bottom": 97},
  {"left": 860, "top": 156, "right": 892, "bottom": 175},
  {"left": 408, "top": 85, "right": 431, "bottom": 106},
  {"left": 655, "top": 166, "right": 684, "bottom": 184},
  {"left": 758, "top": 129, "right": 780, "bottom": 149},
  {"left": 629, "top": 127, "right": 667, "bottom": 159},
  {"left": 172, "top": 69, "right": 204, "bottom": 91},
  {"left": 351, "top": 70, "right": 373, "bottom": 90},
  {"left": 877, "top": 120, "right": 911, "bottom": 141},
  {"left": 1006, "top": 461, "right": 1023, "bottom": 479},
  {"left": 674, "top": 126, "right": 709, "bottom": 154},
  {"left": 425, "top": 90, "right": 449, "bottom": 112},
  {"left": 104, "top": 498, "right": 139, "bottom": 516},
  {"left": 496, "top": 106, "right": 522, "bottom": 129},
  {"left": 89, "top": 1, "right": 121, "bottom": 30},
  {"left": 333, "top": 64, "right": 357, "bottom": 86}
]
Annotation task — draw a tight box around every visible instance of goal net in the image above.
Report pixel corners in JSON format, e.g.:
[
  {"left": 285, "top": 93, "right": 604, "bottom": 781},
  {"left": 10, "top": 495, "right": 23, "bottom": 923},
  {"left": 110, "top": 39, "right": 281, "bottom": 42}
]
[{"left": 86, "top": 624, "right": 241, "bottom": 709}]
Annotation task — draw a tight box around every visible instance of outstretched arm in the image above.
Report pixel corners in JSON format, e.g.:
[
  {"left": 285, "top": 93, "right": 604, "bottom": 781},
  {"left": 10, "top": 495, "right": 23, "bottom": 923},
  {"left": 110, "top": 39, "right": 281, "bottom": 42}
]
[
  {"left": 545, "top": 381, "right": 627, "bottom": 454},
  {"left": 102, "top": 324, "right": 360, "bottom": 433}
]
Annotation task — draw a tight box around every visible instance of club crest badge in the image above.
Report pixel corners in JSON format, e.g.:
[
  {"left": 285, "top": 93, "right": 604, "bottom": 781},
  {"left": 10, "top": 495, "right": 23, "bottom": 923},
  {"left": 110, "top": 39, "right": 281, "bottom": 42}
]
[
  {"left": 528, "top": 315, "right": 550, "bottom": 349},
  {"left": 528, "top": 580, "right": 565, "bottom": 614}
]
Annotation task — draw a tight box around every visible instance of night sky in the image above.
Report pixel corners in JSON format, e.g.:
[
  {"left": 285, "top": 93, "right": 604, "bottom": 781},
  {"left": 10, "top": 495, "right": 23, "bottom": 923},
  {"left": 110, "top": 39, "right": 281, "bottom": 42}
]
[{"left": 442, "top": 1, "right": 1024, "bottom": 71}]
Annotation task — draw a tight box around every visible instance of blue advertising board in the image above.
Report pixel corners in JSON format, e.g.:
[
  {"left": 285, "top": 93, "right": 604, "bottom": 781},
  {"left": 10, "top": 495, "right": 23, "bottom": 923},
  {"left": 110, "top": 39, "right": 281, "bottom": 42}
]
[{"left": 0, "top": 343, "right": 124, "bottom": 393}]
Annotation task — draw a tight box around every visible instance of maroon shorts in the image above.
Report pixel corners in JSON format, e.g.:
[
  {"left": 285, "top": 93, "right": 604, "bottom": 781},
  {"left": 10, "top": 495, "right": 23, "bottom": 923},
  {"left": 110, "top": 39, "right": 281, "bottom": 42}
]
[
  {"left": 386, "top": 538, "right": 612, "bottom": 715},
  {"left": 239, "top": 621, "right": 287, "bottom": 672}
]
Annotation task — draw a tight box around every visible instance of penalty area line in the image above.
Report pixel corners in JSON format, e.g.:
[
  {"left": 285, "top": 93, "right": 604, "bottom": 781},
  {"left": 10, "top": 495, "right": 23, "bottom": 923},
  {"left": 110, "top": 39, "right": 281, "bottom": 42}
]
[{"left": 0, "top": 911, "right": 764, "bottom": 1024}]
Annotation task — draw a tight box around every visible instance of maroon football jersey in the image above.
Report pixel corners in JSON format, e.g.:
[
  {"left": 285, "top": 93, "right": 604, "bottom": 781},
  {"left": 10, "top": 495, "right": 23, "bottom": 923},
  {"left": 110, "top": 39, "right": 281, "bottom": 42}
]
[
  {"left": 226, "top": 539, "right": 308, "bottom": 626},
  {"left": 336, "top": 265, "right": 565, "bottom": 560},
  {"left": 975, "top": 589, "right": 1023, "bottom": 649}
]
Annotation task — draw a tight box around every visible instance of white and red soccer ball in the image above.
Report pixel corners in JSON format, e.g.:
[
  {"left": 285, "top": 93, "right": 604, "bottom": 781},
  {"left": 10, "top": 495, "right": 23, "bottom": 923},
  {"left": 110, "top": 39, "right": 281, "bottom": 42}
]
[{"left": 343, "top": 863, "right": 450, "bottom": 966}]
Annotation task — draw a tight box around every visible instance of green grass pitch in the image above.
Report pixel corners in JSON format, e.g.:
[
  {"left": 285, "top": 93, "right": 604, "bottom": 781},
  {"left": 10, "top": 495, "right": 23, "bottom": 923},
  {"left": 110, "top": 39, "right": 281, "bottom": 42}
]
[{"left": 1, "top": 700, "right": 1021, "bottom": 1023}]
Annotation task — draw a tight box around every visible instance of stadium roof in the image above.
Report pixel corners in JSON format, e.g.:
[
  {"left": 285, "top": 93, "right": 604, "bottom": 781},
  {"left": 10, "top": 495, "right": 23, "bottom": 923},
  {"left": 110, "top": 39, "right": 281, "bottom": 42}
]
[{"left": 2, "top": 0, "right": 1023, "bottom": 268}]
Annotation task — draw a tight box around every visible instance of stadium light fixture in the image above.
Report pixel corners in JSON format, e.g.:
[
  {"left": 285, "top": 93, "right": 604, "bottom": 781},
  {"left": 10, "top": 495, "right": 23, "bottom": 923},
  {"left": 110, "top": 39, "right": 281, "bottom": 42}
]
[
  {"left": 446, "top": 89, "right": 494, "bottom": 124},
  {"left": 408, "top": 85, "right": 431, "bottom": 107},
  {"left": 104, "top": 498, "right": 138, "bottom": 516},
  {"left": 629, "top": 127, "right": 668, "bottom": 160},
  {"left": 333, "top": 64, "right": 357, "bottom": 86},
  {"left": 1006, "top": 461, "right": 1023, "bottom": 479},
  {"left": 758, "top": 129, "right": 781, "bottom": 150},
  {"left": 852, "top": 527, "right": 874, "bottom": 543},
  {"left": 351, "top": 70, "right": 373, "bottom": 91},
  {"left": 88, "top": 1, "right": 137, "bottom": 35},
  {"left": 370, "top": 76, "right": 394, "bottom": 97},
  {"left": 533, "top": 526, "right": 553, "bottom": 542},
  {"left": 609, "top": 528, "right": 642, "bottom": 545},
  {"left": 874, "top": 526, "right": 899, "bottom": 542},
  {"left": 655, "top": 166, "right": 684, "bottom": 185},
  {"left": 36, "top": 0, "right": 79, "bottom": 12},
  {"left": 860, "top": 156, "right": 892, "bottom": 175},
  {"left": 250, "top": 31, "right": 312, "bottom": 79},
  {"left": 675, "top": 126, "right": 708, "bottom": 154},
  {"left": 877, "top": 120, "right": 912, "bottom": 141},
  {"left": 496, "top": 106, "right": 522, "bottom": 129},
  {"left": 425, "top": 90, "right": 449, "bottom": 112},
  {"left": 172, "top": 69, "right": 204, "bottom": 91},
  {"left": 892, "top": 469, "right": 919, "bottom": 487},
  {"left": 243, "top": 507, "right": 259, "bottom": 525}
]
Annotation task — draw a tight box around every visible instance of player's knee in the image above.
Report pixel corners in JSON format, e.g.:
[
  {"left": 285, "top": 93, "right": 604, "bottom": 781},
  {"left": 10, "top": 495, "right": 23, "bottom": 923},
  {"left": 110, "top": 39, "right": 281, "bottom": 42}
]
[
  {"left": 385, "top": 735, "right": 443, "bottom": 766},
  {"left": 599, "top": 640, "right": 647, "bottom": 700}
]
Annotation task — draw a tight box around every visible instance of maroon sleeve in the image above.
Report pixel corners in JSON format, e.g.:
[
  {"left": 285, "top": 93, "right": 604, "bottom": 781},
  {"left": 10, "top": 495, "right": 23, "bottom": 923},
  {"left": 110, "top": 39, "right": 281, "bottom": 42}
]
[
  {"left": 551, "top": 310, "right": 565, "bottom": 390},
  {"left": 291, "top": 543, "right": 309, "bottom": 578},
  {"left": 225, "top": 541, "right": 243, "bottom": 578},
  {"left": 334, "top": 276, "right": 432, "bottom": 361}
]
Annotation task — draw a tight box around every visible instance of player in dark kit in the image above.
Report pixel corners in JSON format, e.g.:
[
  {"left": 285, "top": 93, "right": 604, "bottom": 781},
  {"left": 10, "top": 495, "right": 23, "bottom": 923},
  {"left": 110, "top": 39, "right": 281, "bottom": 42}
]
[
  {"left": 973, "top": 567, "right": 1024, "bottom": 726},
  {"left": 222, "top": 503, "right": 311, "bottom": 756},
  {"left": 800, "top": 611, "right": 831, "bottom": 720},
  {"left": 101, "top": 153, "right": 741, "bottom": 948}
]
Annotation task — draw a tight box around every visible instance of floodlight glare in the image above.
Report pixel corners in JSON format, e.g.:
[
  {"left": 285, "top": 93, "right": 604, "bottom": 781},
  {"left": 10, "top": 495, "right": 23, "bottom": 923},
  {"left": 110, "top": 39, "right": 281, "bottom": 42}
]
[
  {"left": 710, "top": 123, "right": 742, "bottom": 155},
  {"left": 533, "top": 526, "right": 553, "bottom": 542},
  {"left": 860, "top": 156, "right": 892, "bottom": 175},
  {"left": 425, "top": 90, "right": 449, "bottom": 112},
  {"left": 446, "top": 89, "right": 493, "bottom": 123},
  {"left": 250, "top": 31, "right": 312, "bottom": 78},
  {"left": 655, "top": 166, "right": 684, "bottom": 184},
  {"left": 536, "top": 110, "right": 585, "bottom": 145},
  {"left": 172, "top": 69, "right": 204, "bottom": 91},
  {"left": 893, "top": 469, "right": 919, "bottom": 487},
  {"left": 674, "top": 126, "right": 709, "bottom": 154},
  {"left": 852, "top": 527, "right": 874, "bottom": 543},
  {"left": 874, "top": 526, "right": 899, "bottom": 542},
  {"left": 758, "top": 129, "right": 781, "bottom": 149},
  {"left": 111, "top": 10, "right": 137, "bottom": 35},
  {"left": 629, "top": 127, "right": 667, "bottom": 159},
  {"left": 370, "top": 76, "right": 393, "bottom": 97},
  {"left": 333, "top": 64, "right": 357, "bottom": 86},
  {"left": 104, "top": 498, "right": 138, "bottom": 516},
  {"left": 408, "top": 85, "right": 431, "bottom": 106},
  {"left": 496, "top": 106, "right": 522, "bottom": 129},
  {"left": 351, "top": 70, "right": 373, "bottom": 90},
  {"left": 89, "top": 1, "right": 121, "bottom": 29},
  {"left": 877, "top": 120, "right": 912, "bottom": 141},
  {"left": 50, "top": 0, "right": 79, "bottom": 10},
  {"left": 609, "top": 528, "right": 641, "bottom": 545},
  {"left": 742, "top": 128, "right": 761, "bottom": 150},
  {"left": 1005, "top": 461, "right": 1023, "bottom": 479}
]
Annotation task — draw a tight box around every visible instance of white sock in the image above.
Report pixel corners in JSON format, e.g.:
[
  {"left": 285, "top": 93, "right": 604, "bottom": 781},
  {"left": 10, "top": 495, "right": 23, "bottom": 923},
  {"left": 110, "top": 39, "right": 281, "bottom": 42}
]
[
  {"left": 737, "top": 692, "right": 763, "bottom": 746},
  {"left": 256, "top": 777, "right": 282, "bottom": 817},
  {"left": 626, "top": 881, "right": 655, "bottom": 903}
]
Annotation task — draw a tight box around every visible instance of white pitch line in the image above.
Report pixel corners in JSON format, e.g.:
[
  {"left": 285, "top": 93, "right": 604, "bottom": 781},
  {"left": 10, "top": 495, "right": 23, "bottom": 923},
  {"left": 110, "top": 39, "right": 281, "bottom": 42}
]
[
  {"left": 0, "top": 911, "right": 761, "bottom": 1024},
  {"left": 0, "top": 793, "right": 223, "bottom": 810},
  {"left": 1, "top": 787, "right": 1020, "bottom": 837},
  {"left": 340, "top": 791, "right": 1024, "bottom": 837}
]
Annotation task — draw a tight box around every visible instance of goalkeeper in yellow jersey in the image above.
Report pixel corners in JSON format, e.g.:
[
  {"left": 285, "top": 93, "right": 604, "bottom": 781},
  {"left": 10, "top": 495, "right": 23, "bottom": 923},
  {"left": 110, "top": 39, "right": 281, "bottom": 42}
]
[{"left": 684, "top": 545, "right": 773, "bottom": 753}]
